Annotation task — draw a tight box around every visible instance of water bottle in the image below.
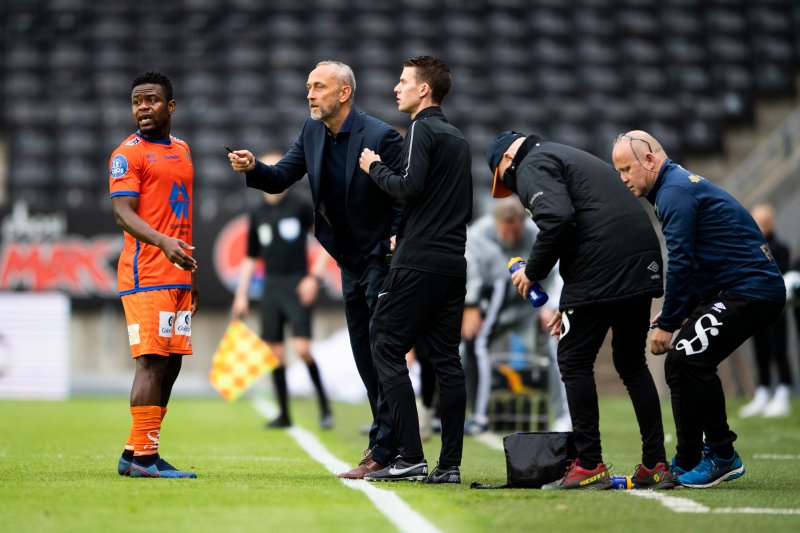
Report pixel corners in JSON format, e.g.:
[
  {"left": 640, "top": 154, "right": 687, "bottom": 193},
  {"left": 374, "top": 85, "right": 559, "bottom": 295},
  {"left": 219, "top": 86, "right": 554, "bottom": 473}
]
[
  {"left": 507, "top": 257, "right": 549, "bottom": 308},
  {"left": 611, "top": 475, "right": 633, "bottom": 490}
]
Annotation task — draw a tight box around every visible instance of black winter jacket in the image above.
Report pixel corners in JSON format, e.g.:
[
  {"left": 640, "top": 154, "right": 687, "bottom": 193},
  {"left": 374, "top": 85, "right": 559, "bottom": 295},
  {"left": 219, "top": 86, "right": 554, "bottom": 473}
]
[{"left": 505, "top": 136, "right": 663, "bottom": 308}]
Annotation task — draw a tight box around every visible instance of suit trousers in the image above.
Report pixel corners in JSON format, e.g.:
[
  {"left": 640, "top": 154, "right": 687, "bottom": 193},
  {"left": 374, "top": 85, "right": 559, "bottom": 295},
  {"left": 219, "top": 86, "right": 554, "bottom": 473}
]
[{"left": 340, "top": 255, "right": 398, "bottom": 465}]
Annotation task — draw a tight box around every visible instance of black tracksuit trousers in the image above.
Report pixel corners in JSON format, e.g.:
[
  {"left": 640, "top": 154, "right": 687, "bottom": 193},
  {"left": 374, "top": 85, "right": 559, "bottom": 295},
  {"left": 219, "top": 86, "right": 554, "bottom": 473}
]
[
  {"left": 371, "top": 268, "right": 467, "bottom": 469},
  {"left": 557, "top": 295, "right": 666, "bottom": 468},
  {"left": 666, "top": 293, "right": 785, "bottom": 471}
]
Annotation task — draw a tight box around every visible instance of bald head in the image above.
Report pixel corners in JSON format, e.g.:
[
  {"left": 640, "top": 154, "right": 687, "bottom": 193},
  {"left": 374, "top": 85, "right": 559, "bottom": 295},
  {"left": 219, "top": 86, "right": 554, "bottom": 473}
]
[
  {"left": 750, "top": 202, "right": 776, "bottom": 237},
  {"left": 611, "top": 130, "right": 668, "bottom": 198}
]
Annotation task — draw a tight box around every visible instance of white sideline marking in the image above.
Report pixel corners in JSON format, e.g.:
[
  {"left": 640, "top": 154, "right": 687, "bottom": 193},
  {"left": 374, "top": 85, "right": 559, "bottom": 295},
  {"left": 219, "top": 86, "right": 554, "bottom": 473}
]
[
  {"left": 628, "top": 490, "right": 710, "bottom": 513},
  {"left": 473, "top": 432, "right": 505, "bottom": 451},
  {"left": 629, "top": 490, "right": 800, "bottom": 515},
  {"left": 712, "top": 507, "right": 800, "bottom": 515},
  {"left": 252, "top": 398, "right": 441, "bottom": 533},
  {"left": 753, "top": 454, "right": 800, "bottom": 460}
]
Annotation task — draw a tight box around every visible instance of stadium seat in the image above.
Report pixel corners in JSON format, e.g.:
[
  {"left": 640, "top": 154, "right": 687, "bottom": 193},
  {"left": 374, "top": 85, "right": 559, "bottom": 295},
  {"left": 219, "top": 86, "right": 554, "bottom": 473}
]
[{"left": 2, "top": 1, "right": 799, "bottom": 205}]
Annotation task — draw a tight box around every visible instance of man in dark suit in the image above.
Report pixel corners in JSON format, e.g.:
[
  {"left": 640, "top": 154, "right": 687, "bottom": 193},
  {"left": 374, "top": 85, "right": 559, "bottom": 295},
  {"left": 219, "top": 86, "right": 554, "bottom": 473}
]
[{"left": 229, "top": 61, "right": 404, "bottom": 478}]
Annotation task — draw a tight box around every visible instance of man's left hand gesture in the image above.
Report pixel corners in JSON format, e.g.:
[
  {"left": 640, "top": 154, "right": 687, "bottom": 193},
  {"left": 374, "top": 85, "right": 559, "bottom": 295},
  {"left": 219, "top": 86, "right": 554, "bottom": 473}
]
[{"left": 359, "top": 148, "right": 381, "bottom": 173}]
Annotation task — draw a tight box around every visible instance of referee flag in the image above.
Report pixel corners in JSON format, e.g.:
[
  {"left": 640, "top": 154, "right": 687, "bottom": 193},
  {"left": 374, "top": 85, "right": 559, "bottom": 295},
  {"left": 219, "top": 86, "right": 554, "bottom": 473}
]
[{"left": 209, "top": 320, "right": 279, "bottom": 401}]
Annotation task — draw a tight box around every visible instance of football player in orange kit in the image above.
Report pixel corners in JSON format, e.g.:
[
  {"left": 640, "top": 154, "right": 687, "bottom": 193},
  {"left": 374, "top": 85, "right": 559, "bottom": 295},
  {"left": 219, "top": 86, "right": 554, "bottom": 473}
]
[{"left": 109, "top": 71, "right": 198, "bottom": 478}]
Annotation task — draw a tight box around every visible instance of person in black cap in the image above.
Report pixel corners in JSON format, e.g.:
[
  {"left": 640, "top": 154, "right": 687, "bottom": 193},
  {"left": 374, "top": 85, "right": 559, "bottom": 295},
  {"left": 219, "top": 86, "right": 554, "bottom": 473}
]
[{"left": 487, "top": 131, "right": 673, "bottom": 490}]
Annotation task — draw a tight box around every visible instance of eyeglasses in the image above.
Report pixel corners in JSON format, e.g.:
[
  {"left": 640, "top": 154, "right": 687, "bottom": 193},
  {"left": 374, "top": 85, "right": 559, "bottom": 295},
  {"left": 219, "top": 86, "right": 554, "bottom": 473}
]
[{"left": 613, "top": 133, "right": 652, "bottom": 168}]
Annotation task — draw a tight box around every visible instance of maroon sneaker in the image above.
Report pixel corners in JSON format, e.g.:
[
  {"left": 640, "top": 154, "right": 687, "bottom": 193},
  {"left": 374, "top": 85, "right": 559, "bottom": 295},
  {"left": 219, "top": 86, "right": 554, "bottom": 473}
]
[
  {"left": 542, "top": 459, "right": 612, "bottom": 490},
  {"left": 631, "top": 462, "right": 675, "bottom": 490}
]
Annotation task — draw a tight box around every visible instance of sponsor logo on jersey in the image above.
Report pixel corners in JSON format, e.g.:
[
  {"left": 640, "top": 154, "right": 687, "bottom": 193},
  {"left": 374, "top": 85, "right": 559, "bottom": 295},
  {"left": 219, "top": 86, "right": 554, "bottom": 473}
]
[
  {"left": 128, "top": 324, "right": 140, "bottom": 345},
  {"left": 125, "top": 137, "right": 141, "bottom": 146},
  {"left": 169, "top": 182, "right": 190, "bottom": 219},
  {"left": 175, "top": 310, "right": 191, "bottom": 336},
  {"left": 110, "top": 154, "right": 128, "bottom": 178},
  {"left": 159, "top": 311, "right": 175, "bottom": 337}
]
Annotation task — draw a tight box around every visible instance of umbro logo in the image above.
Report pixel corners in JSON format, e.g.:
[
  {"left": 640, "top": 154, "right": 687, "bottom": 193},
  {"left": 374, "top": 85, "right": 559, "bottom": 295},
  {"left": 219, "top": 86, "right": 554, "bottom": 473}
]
[
  {"left": 712, "top": 302, "right": 727, "bottom": 313},
  {"left": 647, "top": 261, "right": 660, "bottom": 273}
]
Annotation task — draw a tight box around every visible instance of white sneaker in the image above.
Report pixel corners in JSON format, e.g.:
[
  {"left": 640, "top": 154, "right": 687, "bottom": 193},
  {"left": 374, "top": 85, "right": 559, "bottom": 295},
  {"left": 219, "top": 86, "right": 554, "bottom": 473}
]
[
  {"left": 763, "top": 385, "right": 791, "bottom": 418},
  {"left": 740, "top": 386, "right": 770, "bottom": 418}
]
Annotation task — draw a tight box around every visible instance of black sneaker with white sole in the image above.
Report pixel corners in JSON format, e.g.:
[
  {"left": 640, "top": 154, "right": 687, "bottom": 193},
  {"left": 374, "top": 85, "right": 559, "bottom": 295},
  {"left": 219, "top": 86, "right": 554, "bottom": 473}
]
[
  {"left": 425, "top": 464, "right": 461, "bottom": 484},
  {"left": 364, "top": 458, "right": 428, "bottom": 482}
]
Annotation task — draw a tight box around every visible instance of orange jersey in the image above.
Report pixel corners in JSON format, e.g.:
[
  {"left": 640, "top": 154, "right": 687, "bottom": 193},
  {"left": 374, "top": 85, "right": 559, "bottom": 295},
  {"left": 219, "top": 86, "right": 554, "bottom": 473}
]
[{"left": 109, "top": 132, "right": 194, "bottom": 295}]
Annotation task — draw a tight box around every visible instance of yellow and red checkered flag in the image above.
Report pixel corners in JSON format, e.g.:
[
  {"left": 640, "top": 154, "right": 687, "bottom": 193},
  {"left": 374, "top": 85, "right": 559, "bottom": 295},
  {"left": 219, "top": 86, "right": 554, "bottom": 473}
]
[{"left": 209, "top": 320, "right": 279, "bottom": 401}]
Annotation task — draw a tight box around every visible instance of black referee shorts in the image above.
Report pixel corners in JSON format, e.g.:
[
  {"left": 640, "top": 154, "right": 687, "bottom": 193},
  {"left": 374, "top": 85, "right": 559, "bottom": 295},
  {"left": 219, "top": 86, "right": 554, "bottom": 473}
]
[{"left": 260, "top": 273, "right": 312, "bottom": 343}]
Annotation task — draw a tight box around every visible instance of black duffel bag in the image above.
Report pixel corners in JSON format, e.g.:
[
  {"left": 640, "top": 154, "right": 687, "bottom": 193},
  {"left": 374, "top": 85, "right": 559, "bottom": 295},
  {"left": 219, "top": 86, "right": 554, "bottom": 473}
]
[{"left": 471, "top": 431, "right": 575, "bottom": 489}]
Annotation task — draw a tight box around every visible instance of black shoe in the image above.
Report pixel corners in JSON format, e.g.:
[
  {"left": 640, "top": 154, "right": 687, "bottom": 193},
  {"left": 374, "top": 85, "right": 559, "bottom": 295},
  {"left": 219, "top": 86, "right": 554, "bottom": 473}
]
[
  {"left": 266, "top": 415, "right": 291, "bottom": 429},
  {"left": 364, "top": 458, "right": 428, "bottom": 482},
  {"left": 425, "top": 464, "right": 461, "bottom": 484}
]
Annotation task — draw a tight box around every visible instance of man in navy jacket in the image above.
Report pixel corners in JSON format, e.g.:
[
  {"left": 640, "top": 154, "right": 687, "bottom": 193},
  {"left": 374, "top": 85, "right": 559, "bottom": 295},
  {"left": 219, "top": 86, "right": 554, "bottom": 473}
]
[
  {"left": 229, "top": 61, "right": 403, "bottom": 478},
  {"left": 612, "top": 130, "right": 786, "bottom": 489}
]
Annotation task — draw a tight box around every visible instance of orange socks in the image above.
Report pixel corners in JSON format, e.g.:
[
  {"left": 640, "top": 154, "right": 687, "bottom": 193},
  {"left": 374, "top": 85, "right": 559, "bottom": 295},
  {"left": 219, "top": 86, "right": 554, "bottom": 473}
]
[
  {"left": 130, "top": 405, "right": 163, "bottom": 457},
  {"left": 126, "top": 407, "right": 167, "bottom": 451}
]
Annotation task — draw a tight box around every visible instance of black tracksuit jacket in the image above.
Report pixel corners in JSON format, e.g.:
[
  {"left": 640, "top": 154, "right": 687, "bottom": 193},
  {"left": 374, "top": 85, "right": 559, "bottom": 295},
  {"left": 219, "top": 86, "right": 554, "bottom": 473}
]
[{"left": 369, "top": 106, "right": 472, "bottom": 277}]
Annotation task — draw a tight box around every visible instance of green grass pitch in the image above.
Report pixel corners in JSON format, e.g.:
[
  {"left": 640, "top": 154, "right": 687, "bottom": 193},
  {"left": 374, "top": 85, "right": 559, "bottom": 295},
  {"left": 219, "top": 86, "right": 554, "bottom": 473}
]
[{"left": 1, "top": 395, "right": 799, "bottom": 532}]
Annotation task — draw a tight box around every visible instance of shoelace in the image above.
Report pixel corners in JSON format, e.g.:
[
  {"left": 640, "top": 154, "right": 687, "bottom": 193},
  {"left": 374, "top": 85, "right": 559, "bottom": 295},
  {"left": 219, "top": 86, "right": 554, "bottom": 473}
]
[{"left": 358, "top": 450, "right": 373, "bottom": 466}]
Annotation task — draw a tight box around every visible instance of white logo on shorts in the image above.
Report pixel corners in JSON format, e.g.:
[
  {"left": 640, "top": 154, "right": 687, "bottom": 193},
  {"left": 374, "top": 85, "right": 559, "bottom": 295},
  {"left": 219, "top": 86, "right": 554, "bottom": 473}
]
[
  {"left": 675, "top": 313, "right": 724, "bottom": 356},
  {"left": 159, "top": 311, "right": 175, "bottom": 337},
  {"left": 175, "top": 310, "right": 191, "bottom": 336},
  {"left": 128, "top": 324, "right": 140, "bottom": 345},
  {"left": 560, "top": 309, "right": 573, "bottom": 339}
]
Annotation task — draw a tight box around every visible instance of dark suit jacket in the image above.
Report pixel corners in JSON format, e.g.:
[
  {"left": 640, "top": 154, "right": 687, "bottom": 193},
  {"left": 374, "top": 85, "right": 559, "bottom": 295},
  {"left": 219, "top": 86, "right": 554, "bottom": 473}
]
[{"left": 245, "top": 107, "right": 404, "bottom": 270}]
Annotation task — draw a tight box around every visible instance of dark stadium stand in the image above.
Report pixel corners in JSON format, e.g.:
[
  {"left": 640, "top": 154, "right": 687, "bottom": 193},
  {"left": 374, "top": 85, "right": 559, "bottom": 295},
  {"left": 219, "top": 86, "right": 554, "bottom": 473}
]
[{"left": 2, "top": 0, "right": 799, "bottom": 210}]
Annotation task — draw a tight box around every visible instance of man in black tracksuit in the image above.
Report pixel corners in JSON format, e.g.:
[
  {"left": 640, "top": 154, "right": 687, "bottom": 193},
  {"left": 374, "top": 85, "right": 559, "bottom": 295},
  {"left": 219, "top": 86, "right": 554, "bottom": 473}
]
[
  {"left": 358, "top": 56, "right": 471, "bottom": 484},
  {"left": 487, "top": 131, "right": 672, "bottom": 490}
]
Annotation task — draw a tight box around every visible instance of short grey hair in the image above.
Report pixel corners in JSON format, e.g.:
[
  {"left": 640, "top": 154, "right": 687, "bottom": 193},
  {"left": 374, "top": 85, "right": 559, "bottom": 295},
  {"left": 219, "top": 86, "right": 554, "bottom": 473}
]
[
  {"left": 492, "top": 197, "right": 525, "bottom": 221},
  {"left": 316, "top": 60, "right": 356, "bottom": 103}
]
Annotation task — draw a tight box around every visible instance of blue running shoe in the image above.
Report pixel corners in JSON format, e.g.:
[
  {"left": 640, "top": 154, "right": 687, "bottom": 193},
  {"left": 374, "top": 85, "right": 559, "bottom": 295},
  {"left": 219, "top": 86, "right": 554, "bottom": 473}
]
[
  {"left": 130, "top": 458, "right": 197, "bottom": 479},
  {"left": 678, "top": 449, "right": 744, "bottom": 489},
  {"left": 118, "top": 455, "right": 132, "bottom": 476},
  {"left": 118, "top": 454, "right": 178, "bottom": 476}
]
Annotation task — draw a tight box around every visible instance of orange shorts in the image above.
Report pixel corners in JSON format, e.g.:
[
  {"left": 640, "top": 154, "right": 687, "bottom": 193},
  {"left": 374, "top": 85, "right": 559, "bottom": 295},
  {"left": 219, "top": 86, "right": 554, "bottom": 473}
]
[{"left": 121, "top": 288, "right": 193, "bottom": 358}]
